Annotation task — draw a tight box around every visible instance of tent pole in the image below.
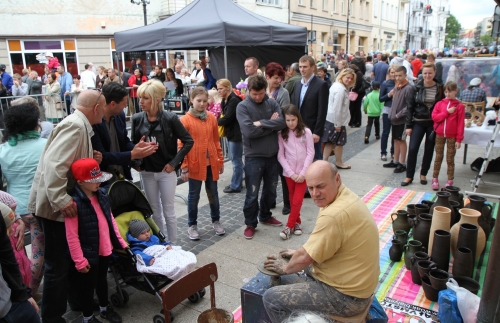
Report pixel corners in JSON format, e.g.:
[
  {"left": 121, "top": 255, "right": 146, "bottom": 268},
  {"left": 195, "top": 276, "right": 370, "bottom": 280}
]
[{"left": 224, "top": 46, "right": 228, "bottom": 78}]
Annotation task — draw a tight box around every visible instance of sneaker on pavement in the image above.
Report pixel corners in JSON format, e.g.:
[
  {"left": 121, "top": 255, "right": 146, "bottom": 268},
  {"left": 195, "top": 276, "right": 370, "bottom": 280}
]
[
  {"left": 432, "top": 178, "right": 440, "bottom": 190},
  {"left": 244, "top": 226, "right": 255, "bottom": 239},
  {"left": 188, "top": 225, "right": 200, "bottom": 240},
  {"left": 260, "top": 217, "right": 283, "bottom": 226},
  {"left": 280, "top": 227, "right": 293, "bottom": 240},
  {"left": 445, "top": 179, "right": 454, "bottom": 187},
  {"left": 282, "top": 206, "right": 290, "bottom": 215},
  {"left": 394, "top": 164, "right": 406, "bottom": 173},
  {"left": 383, "top": 161, "right": 398, "bottom": 168},
  {"left": 364, "top": 136, "right": 369, "bottom": 144},
  {"left": 293, "top": 224, "right": 303, "bottom": 235},
  {"left": 100, "top": 306, "right": 122, "bottom": 323},
  {"left": 84, "top": 315, "right": 103, "bottom": 323},
  {"left": 212, "top": 221, "right": 225, "bottom": 236},
  {"left": 223, "top": 186, "right": 241, "bottom": 193}
]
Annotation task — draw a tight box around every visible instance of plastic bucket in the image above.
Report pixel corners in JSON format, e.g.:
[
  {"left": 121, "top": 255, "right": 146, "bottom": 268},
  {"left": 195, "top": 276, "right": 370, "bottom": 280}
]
[{"left": 197, "top": 308, "right": 234, "bottom": 323}]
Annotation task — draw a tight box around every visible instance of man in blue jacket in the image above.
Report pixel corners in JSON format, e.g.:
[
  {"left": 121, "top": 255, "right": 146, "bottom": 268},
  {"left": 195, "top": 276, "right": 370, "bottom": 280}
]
[
  {"left": 57, "top": 65, "right": 73, "bottom": 117},
  {"left": 0, "top": 64, "right": 13, "bottom": 93},
  {"left": 91, "top": 83, "right": 158, "bottom": 185}
]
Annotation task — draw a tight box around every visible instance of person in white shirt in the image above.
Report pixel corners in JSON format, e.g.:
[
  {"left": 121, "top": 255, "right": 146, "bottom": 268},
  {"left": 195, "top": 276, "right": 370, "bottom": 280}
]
[
  {"left": 174, "top": 65, "right": 182, "bottom": 79},
  {"left": 80, "top": 64, "right": 96, "bottom": 89},
  {"left": 189, "top": 60, "right": 205, "bottom": 84}
]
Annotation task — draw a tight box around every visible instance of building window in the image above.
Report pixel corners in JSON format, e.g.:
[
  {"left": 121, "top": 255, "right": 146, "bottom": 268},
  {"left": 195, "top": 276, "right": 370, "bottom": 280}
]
[
  {"left": 256, "top": 0, "right": 281, "bottom": 5},
  {"left": 341, "top": 0, "right": 345, "bottom": 14},
  {"left": 333, "top": 0, "right": 337, "bottom": 12},
  {"left": 299, "top": 0, "right": 303, "bottom": 5},
  {"left": 381, "top": 1, "right": 384, "bottom": 19},
  {"left": 7, "top": 39, "right": 78, "bottom": 76},
  {"left": 311, "top": 0, "right": 315, "bottom": 8},
  {"left": 359, "top": 0, "right": 363, "bottom": 19},
  {"left": 322, "top": 0, "right": 327, "bottom": 10},
  {"left": 351, "top": 0, "right": 354, "bottom": 16},
  {"left": 386, "top": 3, "right": 389, "bottom": 20},
  {"left": 373, "top": 0, "right": 377, "bottom": 17}
]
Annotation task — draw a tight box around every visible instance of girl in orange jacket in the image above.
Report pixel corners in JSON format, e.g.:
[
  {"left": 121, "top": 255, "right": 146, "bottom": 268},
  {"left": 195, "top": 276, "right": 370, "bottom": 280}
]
[{"left": 179, "top": 87, "right": 225, "bottom": 240}]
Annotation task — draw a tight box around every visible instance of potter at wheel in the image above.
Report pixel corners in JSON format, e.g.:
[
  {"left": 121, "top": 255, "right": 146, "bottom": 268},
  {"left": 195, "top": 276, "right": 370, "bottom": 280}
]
[{"left": 257, "top": 257, "right": 290, "bottom": 277}]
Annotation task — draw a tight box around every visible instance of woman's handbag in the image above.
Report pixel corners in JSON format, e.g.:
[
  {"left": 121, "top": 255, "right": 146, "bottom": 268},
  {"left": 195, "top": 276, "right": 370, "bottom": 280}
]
[
  {"left": 218, "top": 114, "right": 226, "bottom": 138},
  {"left": 348, "top": 89, "right": 358, "bottom": 101}
]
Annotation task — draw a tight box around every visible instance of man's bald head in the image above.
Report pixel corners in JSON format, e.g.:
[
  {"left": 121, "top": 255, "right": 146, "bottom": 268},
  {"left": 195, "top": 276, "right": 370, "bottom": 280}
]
[
  {"left": 306, "top": 161, "right": 341, "bottom": 208},
  {"left": 75, "top": 90, "right": 105, "bottom": 125}
]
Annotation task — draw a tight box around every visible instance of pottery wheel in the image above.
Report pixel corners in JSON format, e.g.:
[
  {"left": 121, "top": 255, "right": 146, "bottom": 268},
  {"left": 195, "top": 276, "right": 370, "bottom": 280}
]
[{"left": 257, "top": 258, "right": 290, "bottom": 277}]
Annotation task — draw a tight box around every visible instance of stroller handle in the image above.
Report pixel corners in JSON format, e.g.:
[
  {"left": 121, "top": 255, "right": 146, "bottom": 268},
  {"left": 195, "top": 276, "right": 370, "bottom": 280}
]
[{"left": 125, "top": 248, "right": 137, "bottom": 265}]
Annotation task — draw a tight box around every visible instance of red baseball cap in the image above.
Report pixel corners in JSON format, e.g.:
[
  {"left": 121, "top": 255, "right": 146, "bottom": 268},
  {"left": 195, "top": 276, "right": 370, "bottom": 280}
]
[{"left": 71, "top": 158, "right": 112, "bottom": 183}]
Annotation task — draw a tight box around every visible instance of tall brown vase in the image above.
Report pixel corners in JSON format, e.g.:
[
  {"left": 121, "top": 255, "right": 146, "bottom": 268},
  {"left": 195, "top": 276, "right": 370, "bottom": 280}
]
[
  {"left": 428, "top": 207, "right": 451, "bottom": 256},
  {"left": 450, "top": 209, "right": 486, "bottom": 260},
  {"left": 431, "top": 230, "right": 451, "bottom": 271}
]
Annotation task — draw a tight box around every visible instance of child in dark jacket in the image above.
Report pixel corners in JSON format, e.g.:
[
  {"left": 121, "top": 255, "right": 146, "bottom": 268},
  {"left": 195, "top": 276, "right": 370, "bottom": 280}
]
[
  {"left": 431, "top": 81, "right": 465, "bottom": 190},
  {"left": 127, "top": 220, "right": 196, "bottom": 280},
  {"left": 66, "top": 158, "right": 128, "bottom": 323}
]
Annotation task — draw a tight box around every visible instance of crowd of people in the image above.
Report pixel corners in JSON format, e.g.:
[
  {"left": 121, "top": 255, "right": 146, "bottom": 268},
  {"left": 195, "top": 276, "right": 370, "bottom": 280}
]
[{"left": 1, "top": 47, "right": 499, "bottom": 323}]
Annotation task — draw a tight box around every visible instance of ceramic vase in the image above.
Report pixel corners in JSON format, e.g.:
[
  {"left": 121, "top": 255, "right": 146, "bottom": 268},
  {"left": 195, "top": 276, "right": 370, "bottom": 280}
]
[
  {"left": 393, "top": 230, "right": 408, "bottom": 246},
  {"left": 404, "top": 240, "right": 424, "bottom": 270},
  {"left": 415, "top": 204, "right": 430, "bottom": 216},
  {"left": 466, "top": 195, "right": 493, "bottom": 240},
  {"left": 411, "top": 251, "right": 431, "bottom": 285},
  {"left": 389, "top": 239, "right": 404, "bottom": 262},
  {"left": 411, "top": 213, "right": 433, "bottom": 251},
  {"left": 442, "top": 186, "right": 464, "bottom": 208},
  {"left": 449, "top": 200, "right": 461, "bottom": 227},
  {"left": 428, "top": 207, "right": 451, "bottom": 255},
  {"left": 456, "top": 223, "right": 479, "bottom": 262},
  {"left": 421, "top": 200, "right": 434, "bottom": 210},
  {"left": 407, "top": 204, "right": 416, "bottom": 227},
  {"left": 452, "top": 247, "right": 474, "bottom": 278},
  {"left": 431, "top": 230, "right": 451, "bottom": 271},
  {"left": 451, "top": 209, "right": 485, "bottom": 260},
  {"left": 430, "top": 191, "right": 452, "bottom": 215},
  {"left": 391, "top": 210, "right": 411, "bottom": 234}
]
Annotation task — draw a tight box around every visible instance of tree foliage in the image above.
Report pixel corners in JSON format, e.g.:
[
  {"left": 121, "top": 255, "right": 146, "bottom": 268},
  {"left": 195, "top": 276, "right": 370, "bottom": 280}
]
[
  {"left": 480, "top": 34, "right": 493, "bottom": 46},
  {"left": 445, "top": 14, "right": 462, "bottom": 47}
]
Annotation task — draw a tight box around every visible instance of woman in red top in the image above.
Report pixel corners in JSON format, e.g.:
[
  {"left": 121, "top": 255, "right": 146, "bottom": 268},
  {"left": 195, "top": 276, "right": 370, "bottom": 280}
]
[
  {"left": 128, "top": 68, "right": 148, "bottom": 113},
  {"left": 431, "top": 81, "right": 465, "bottom": 190}
]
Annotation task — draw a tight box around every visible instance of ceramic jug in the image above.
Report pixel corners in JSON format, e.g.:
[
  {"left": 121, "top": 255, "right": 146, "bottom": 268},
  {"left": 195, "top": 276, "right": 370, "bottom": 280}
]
[
  {"left": 389, "top": 239, "right": 404, "bottom": 262},
  {"left": 428, "top": 207, "right": 451, "bottom": 255},
  {"left": 404, "top": 240, "right": 424, "bottom": 270},
  {"left": 411, "top": 213, "right": 433, "bottom": 251},
  {"left": 442, "top": 186, "right": 464, "bottom": 208},
  {"left": 411, "top": 251, "right": 431, "bottom": 285},
  {"left": 466, "top": 195, "right": 493, "bottom": 239},
  {"left": 391, "top": 210, "right": 411, "bottom": 234},
  {"left": 430, "top": 191, "right": 452, "bottom": 215},
  {"left": 451, "top": 209, "right": 485, "bottom": 260},
  {"left": 452, "top": 247, "right": 474, "bottom": 278}
]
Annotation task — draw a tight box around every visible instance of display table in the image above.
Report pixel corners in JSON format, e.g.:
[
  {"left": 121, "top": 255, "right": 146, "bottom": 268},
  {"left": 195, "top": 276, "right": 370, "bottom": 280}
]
[{"left": 462, "top": 124, "right": 500, "bottom": 163}]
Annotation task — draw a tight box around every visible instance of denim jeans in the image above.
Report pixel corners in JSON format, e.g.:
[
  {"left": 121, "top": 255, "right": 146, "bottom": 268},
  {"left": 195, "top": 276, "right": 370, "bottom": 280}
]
[
  {"left": 228, "top": 140, "right": 244, "bottom": 190},
  {"left": 262, "top": 267, "right": 372, "bottom": 323},
  {"left": 141, "top": 171, "right": 178, "bottom": 244},
  {"left": 381, "top": 113, "right": 394, "bottom": 156},
  {"left": 188, "top": 166, "right": 220, "bottom": 226},
  {"left": 243, "top": 156, "right": 279, "bottom": 227},
  {"left": 313, "top": 141, "right": 323, "bottom": 161},
  {"left": 0, "top": 300, "right": 40, "bottom": 323},
  {"left": 406, "top": 120, "right": 435, "bottom": 179},
  {"left": 38, "top": 217, "right": 73, "bottom": 323}
]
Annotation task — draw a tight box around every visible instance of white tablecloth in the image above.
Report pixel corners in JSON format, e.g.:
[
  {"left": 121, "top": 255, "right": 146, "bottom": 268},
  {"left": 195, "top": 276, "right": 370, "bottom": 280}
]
[{"left": 463, "top": 124, "right": 500, "bottom": 147}]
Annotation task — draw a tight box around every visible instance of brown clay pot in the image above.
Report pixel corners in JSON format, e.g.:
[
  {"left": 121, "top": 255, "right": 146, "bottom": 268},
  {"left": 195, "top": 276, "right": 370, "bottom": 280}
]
[
  {"left": 411, "top": 213, "right": 433, "bottom": 251},
  {"left": 430, "top": 191, "right": 452, "bottom": 215},
  {"left": 428, "top": 207, "right": 451, "bottom": 255},
  {"left": 452, "top": 247, "right": 474, "bottom": 278},
  {"left": 391, "top": 210, "right": 411, "bottom": 234},
  {"left": 404, "top": 240, "right": 424, "bottom": 270},
  {"left": 431, "top": 229, "right": 451, "bottom": 272},
  {"left": 442, "top": 186, "right": 464, "bottom": 208},
  {"left": 451, "top": 209, "right": 486, "bottom": 260},
  {"left": 466, "top": 195, "right": 493, "bottom": 240}
]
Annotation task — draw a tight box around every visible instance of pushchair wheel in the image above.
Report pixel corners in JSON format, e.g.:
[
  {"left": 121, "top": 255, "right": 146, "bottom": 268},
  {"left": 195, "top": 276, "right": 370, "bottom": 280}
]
[
  {"left": 153, "top": 313, "right": 174, "bottom": 323},
  {"left": 110, "top": 292, "right": 125, "bottom": 308},
  {"left": 121, "top": 289, "right": 130, "bottom": 304},
  {"left": 187, "top": 292, "right": 200, "bottom": 303},
  {"left": 199, "top": 288, "right": 206, "bottom": 298}
]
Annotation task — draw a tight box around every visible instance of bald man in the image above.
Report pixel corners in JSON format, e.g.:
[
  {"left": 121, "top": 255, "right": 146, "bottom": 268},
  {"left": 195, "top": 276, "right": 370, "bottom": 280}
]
[
  {"left": 28, "top": 89, "right": 106, "bottom": 323},
  {"left": 262, "top": 161, "right": 379, "bottom": 322}
]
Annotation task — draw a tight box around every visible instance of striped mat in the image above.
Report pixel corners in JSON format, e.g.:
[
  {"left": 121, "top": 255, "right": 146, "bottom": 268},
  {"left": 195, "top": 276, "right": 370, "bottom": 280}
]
[{"left": 365, "top": 185, "right": 497, "bottom": 313}]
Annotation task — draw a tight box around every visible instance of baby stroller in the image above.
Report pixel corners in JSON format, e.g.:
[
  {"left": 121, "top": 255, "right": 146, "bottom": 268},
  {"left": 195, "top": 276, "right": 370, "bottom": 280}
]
[{"left": 107, "top": 179, "right": 205, "bottom": 323}]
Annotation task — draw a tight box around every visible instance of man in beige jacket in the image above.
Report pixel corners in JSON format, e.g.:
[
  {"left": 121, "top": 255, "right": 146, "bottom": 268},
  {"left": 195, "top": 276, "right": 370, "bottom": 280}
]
[{"left": 28, "top": 90, "right": 105, "bottom": 323}]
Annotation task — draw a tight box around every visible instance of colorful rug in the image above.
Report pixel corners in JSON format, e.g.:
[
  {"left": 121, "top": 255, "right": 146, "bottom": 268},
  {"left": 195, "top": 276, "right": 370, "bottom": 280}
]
[
  {"left": 233, "top": 306, "right": 242, "bottom": 323},
  {"left": 365, "top": 185, "right": 497, "bottom": 322}
]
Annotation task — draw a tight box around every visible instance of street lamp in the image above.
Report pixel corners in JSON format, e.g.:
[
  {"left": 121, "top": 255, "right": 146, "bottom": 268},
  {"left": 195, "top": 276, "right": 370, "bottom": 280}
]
[
  {"left": 346, "top": 0, "right": 353, "bottom": 53},
  {"left": 131, "top": 0, "right": 150, "bottom": 26}
]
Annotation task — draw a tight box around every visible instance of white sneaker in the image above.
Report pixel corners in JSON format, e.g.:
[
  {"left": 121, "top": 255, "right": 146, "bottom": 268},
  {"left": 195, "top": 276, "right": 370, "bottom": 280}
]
[
  {"left": 280, "top": 227, "right": 293, "bottom": 240},
  {"left": 187, "top": 225, "right": 200, "bottom": 240},
  {"left": 293, "top": 224, "right": 303, "bottom": 235}
]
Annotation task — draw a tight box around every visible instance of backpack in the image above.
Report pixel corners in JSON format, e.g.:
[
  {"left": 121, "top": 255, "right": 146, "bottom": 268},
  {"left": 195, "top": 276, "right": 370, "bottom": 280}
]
[{"left": 471, "top": 157, "right": 500, "bottom": 173}]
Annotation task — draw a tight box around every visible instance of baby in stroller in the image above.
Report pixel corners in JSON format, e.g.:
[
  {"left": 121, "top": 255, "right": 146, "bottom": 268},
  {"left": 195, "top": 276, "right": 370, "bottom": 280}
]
[{"left": 127, "top": 219, "right": 196, "bottom": 280}]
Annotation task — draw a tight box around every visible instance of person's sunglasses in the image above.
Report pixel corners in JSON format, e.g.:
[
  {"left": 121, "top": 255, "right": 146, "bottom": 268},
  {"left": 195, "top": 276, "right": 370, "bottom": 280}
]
[{"left": 92, "top": 88, "right": 103, "bottom": 107}]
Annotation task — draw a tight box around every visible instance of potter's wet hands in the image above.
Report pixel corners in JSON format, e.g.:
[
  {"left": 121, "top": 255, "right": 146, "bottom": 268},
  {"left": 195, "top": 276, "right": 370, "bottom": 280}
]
[
  {"left": 264, "top": 254, "right": 287, "bottom": 275},
  {"left": 279, "top": 249, "right": 295, "bottom": 259}
]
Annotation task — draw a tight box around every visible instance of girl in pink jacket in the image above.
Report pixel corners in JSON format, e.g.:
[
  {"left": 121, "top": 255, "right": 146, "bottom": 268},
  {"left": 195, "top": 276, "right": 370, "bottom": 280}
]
[
  {"left": 277, "top": 104, "right": 315, "bottom": 240},
  {"left": 431, "top": 81, "right": 465, "bottom": 190}
]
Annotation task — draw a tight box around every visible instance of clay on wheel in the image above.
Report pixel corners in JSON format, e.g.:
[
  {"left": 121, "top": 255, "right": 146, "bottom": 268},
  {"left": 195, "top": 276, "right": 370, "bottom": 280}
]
[{"left": 257, "top": 258, "right": 289, "bottom": 277}]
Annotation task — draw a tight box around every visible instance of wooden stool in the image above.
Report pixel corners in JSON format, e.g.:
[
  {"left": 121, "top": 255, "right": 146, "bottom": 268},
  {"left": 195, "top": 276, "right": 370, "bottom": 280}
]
[{"left": 328, "top": 295, "right": 374, "bottom": 323}]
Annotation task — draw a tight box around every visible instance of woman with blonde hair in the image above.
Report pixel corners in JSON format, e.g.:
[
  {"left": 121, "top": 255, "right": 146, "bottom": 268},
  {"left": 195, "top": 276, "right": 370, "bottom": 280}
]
[
  {"left": 322, "top": 68, "right": 356, "bottom": 169},
  {"left": 45, "top": 72, "right": 63, "bottom": 123},
  {"left": 131, "top": 80, "right": 194, "bottom": 244},
  {"left": 217, "top": 78, "right": 243, "bottom": 193}
]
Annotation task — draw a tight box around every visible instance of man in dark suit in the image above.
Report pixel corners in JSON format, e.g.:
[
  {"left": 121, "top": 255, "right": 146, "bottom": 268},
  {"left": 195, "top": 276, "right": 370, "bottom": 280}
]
[
  {"left": 91, "top": 83, "right": 158, "bottom": 184},
  {"left": 292, "top": 55, "right": 329, "bottom": 161},
  {"left": 26, "top": 71, "right": 45, "bottom": 120}
]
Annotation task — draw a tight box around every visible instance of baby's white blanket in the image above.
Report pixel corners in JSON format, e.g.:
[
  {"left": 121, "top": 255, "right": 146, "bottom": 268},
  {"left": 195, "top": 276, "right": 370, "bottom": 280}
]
[{"left": 135, "top": 245, "right": 196, "bottom": 280}]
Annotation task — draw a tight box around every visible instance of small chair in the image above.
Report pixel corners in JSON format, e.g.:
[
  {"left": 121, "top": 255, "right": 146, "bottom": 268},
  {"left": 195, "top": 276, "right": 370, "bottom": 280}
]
[
  {"left": 160, "top": 262, "right": 219, "bottom": 323},
  {"left": 328, "top": 294, "right": 374, "bottom": 323}
]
